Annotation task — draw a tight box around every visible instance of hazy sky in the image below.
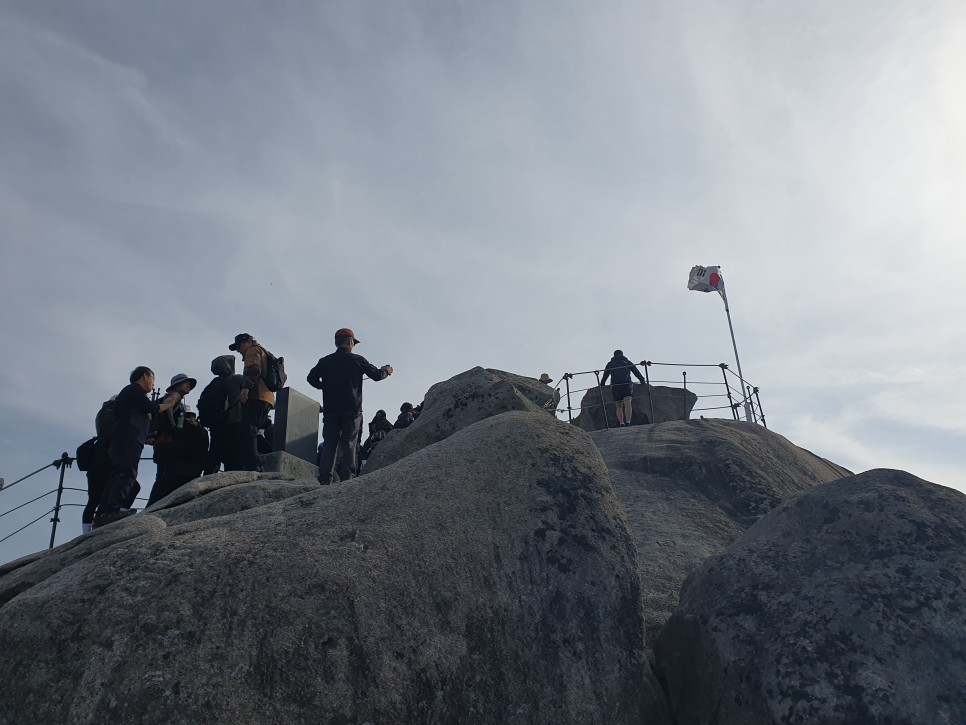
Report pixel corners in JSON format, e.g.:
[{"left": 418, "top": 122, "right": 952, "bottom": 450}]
[{"left": 2, "top": 1, "right": 965, "bottom": 564}]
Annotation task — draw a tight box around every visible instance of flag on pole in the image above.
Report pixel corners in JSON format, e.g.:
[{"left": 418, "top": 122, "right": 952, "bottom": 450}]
[{"left": 688, "top": 265, "right": 726, "bottom": 301}]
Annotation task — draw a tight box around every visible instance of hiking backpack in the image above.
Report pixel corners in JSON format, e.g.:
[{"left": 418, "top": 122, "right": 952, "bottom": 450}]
[
  {"left": 263, "top": 349, "right": 288, "bottom": 392},
  {"left": 75, "top": 437, "right": 98, "bottom": 472}
]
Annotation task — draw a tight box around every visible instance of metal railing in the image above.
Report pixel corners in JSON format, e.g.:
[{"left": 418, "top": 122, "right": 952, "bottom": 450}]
[
  {"left": 1, "top": 454, "right": 155, "bottom": 553},
  {"left": 544, "top": 360, "right": 765, "bottom": 430}
]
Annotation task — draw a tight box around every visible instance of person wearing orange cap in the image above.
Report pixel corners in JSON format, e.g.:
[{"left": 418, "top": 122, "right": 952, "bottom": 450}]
[{"left": 307, "top": 328, "right": 393, "bottom": 484}]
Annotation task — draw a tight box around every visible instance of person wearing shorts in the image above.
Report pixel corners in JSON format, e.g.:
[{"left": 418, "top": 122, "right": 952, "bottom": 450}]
[{"left": 600, "top": 349, "right": 646, "bottom": 427}]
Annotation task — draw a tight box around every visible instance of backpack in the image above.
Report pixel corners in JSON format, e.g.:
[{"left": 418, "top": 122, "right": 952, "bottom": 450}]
[
  {"left": 75, "top": 437, "right": 98, "bottom": 472},
  {"left": 95, "top": 398, "right": 117, "bottom": 439},
  {"left": 263, "top": 349, "right": 288, "bottom": 393}
]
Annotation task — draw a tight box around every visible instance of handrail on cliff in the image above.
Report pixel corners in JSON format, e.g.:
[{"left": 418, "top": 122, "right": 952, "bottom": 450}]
[
  {"left": 543, "top": 360, "right": 765, "bottom": 431},
  {"left": 0, "top": 455, "right": 154, "bottom": 554}
]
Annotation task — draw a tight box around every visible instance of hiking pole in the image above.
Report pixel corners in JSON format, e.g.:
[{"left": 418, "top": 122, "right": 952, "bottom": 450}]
[{"left": 49, "top": 452, "right": 72, "bottom": 549}]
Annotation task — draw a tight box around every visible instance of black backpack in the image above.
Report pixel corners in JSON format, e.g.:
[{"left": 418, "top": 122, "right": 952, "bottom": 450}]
[
  {"left": 75, "top": 437, "right": 98, "bottom": 472},
  {"left": 263, "top": 350, "right": 288, "bottom": 393}
]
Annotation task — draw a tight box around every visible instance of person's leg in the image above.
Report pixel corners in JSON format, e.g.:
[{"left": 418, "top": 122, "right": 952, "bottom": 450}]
[
  {"left": 83, "top": 472, "right": 101, "bottom": 533},
  {"left": 318, "top": 416, "right": 342, "bottom": 483},
  {"left": 204, "top": 426, "right": 223, "bottom": 475},
  {"left": 95, "top": 439, "right": 143, "bottom": 521},
  {"left": 240, "top": 402, "right": 267, "bottom": 471},
  {"left": 623, "top": 396, "right": 634, "bottom": 426},
  {"left": 336, "top": 413, "right": 364, "bottom": 481},
  {"left": 613, "top": 402, "right": 625, "bottom": 425},
  {"left": 223, "top": 423, "right": 245, "bottom": 471}
]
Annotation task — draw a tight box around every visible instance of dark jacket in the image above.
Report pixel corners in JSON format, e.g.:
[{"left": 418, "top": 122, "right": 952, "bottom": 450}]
[
  {"left": 307, "top": 348, "right": 389, "bottom": 417},
  {"left": 198, "top": 355, "right": 243, "bottom": 429},
  {"left": 111, "top": 383, "right": 161, "bottom": 445},
  {"left": 368, "top": 412, "right": 394, "bottom": 437},
  {"left": 601, "top": 355, "right": 646, "bottom": 386}
]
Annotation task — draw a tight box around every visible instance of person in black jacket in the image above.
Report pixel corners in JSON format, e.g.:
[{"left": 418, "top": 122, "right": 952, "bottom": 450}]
[
  {"left": 394, "top": 402, "right": 415, "bottom": 429},
  {"left": 599, "top": 349, "right": 647, "bottom": 427},
  {"left": 307, "top": 327, "right": 393, "bottom": 484},
  {"left": 197, "top": 355, "right": 244, "bottom": 473},
  {"left": 94, "top": 366, "right": 178, "bottom": 528}
]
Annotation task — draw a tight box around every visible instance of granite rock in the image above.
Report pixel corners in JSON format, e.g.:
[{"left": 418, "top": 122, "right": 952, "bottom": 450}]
[
  {"left": 589, "top": 419, "right": 851, "bottom": 647},
  {"left": 656, "top": 468, "right": 966, "bottom": 725},
  {"left": 0, "top": 412, "right": 653, "bottom": 725},
  {"left": 364, "top": 367, "right": 558, "bottom": 473},
  {"left": 572, "top": 383, "right": 697, "bottom": 431}
]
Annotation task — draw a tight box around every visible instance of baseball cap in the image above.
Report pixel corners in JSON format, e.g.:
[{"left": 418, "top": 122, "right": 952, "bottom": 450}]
[
  {"left": 229, "top": 333, "right": 254, "bottom": 351},
  {"left": 335, "top": 328, "right": 360, "bottom": 344}
]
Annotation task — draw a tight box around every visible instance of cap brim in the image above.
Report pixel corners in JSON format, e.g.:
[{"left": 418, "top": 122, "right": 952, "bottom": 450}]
[{"left": 228, "top": 343, "right": 238, "bottom": 351}]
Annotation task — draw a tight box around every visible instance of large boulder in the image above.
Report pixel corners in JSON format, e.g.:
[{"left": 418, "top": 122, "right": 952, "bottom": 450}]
[
  {"left": 0, "top": 472, "right": 318, "bottom": 607},
  {"left": 0, "top": 412, "right": 655, "bottom": 725},
  {"left": 656, "top": 469, "right": 966, "bottom": 725},
  {"left": 572, "top": 384, "right": 697, "bottom": 431},
  {"left": 364, "top": 367, "right": 558, "bottom": 472},
  {"left": 589, "top": 419, "right": 851, "bottom": 646}
]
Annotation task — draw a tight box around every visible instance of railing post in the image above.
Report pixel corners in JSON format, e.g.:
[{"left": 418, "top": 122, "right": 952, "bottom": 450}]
[
  {"left": 594, "top": 370, "right": 610, "bottom": 430},
  {"left": 719, "top": 363, "right": 738, "bottom": 421},
  {"left": 753, "top": 387, "right": 767, "bottom": 428},
  {"left": 642, "top": 361, "right": 655, "bottom": 424},
  {"left": 49, "top": 452, "right": 71, "bottom": 549},
  {"left": 564, "top": 373, "right": 573, "bottom": 422},
  {"left": 682, "top": 371, "right": 688, "bottom": 420}
]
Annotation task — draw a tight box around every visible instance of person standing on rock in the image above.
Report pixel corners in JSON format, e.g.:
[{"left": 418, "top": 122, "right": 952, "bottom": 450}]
[
  {"left": 599, "top": 350, "right": 646, "bottom": 427},
  {"left": 197, "top": 355, "right": 244, "bottom": 473},
  {"left": 94, "top": 367, "right": 179, "bottom": 528},
  {"left": 147, "top": 373, "right": 198, "bottom": 506},
  {"left": 229, "top": 333, "right": 276, "bottom": 472},
  {"left": 307, "top": 328, "right": 393, "bottom": 484}
]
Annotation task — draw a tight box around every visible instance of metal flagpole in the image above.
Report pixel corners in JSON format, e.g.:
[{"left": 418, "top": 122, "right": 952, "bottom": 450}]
[{"left": 718, "top": 274, "right": 751, "bottom": 422}]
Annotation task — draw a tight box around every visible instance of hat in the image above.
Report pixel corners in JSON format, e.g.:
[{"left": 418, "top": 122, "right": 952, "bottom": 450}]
[
  {"left": 167, "top": 373, "right": 197, "bottom": 392},
  {"left": 335, "top": 328, "right": 361, "bottom": 344},
  {"left": 538, "top": 373, "right": 553, "bottom": 384},
  {"left": 229, "top": 333, "right": 254, "bottom": 351}
]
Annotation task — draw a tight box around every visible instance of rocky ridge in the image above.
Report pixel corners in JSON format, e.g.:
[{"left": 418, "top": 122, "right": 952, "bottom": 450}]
[{"left": 1, "top": 367, "right": 964, "bottom": 724}]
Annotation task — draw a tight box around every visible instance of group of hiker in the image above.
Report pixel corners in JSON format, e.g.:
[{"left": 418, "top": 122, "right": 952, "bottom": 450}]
[
  {"left": 79, "top": 327, "right": 646, "bottom": 531},
  {"left": 80, "top": 328, "right": 394, "bottom": 530}
]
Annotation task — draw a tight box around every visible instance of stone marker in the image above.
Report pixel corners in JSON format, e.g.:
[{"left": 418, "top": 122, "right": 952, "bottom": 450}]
[{"left": 271, "top": 387, "right": 319, "bottom": 464}]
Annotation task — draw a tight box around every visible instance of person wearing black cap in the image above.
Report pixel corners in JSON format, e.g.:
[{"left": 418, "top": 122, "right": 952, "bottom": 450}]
[
  {"left": 147, "top": 373, "right": 198, "bottom": 506},
  {"left": 93, "top": 366, "right": 180, "bottom": 528},
  {"left": 307, "top": 328, "right": 393, "bottom": 484},
  {"left": 599, "top": 349, "right": 647, "bottom": 427},
  {"left": 229, "top": 333, "right": 277, "bottom": 471}
]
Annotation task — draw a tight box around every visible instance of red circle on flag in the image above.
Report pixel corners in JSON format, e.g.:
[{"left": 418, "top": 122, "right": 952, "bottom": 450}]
[{"left": 709, "top": 272, "right": 721, "bottom": 286}]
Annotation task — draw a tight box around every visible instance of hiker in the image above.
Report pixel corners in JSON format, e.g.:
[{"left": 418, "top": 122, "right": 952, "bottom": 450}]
[
  {"left": 394, "top": 402, "right": 416, "bottom": 429},
  {"left": 229, "top": 333, "right": 276, "bottom": 472},
  {"left": 538, "top": 373, "right": 553, "bottom": 385},
  {"left": 93, "top": 367, "right": 179, "bottom": 528},
  {"left": 147, "top": 373, "right": 198, "bottom": 506},
  {"left": 361, "top": 409, "right": 394, "bottom": 461},
  {"left": 197, "top": 355, "right": 244, "bottom": 473},
  {"left": 307, "top": 327, "right": 393, "bottom": 484},
  {"left": 77, "top": 396, "right": 116, "bottom": 534},
  {"left": 599, "top": 349, "right": 647, "bottom": 427}
]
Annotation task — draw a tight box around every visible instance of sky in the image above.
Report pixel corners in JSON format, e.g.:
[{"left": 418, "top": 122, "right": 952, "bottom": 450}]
[{"left": 2, "top": 0, "right": 965, "bottom": 564}]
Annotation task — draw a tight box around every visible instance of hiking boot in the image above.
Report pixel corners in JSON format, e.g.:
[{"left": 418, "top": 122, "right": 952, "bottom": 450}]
[
  {"left": 317, "top": 475, "right": 333, "bottom": 485},
  {"left": 92, "top": 509, "right": 137, "bottom": 529}
]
